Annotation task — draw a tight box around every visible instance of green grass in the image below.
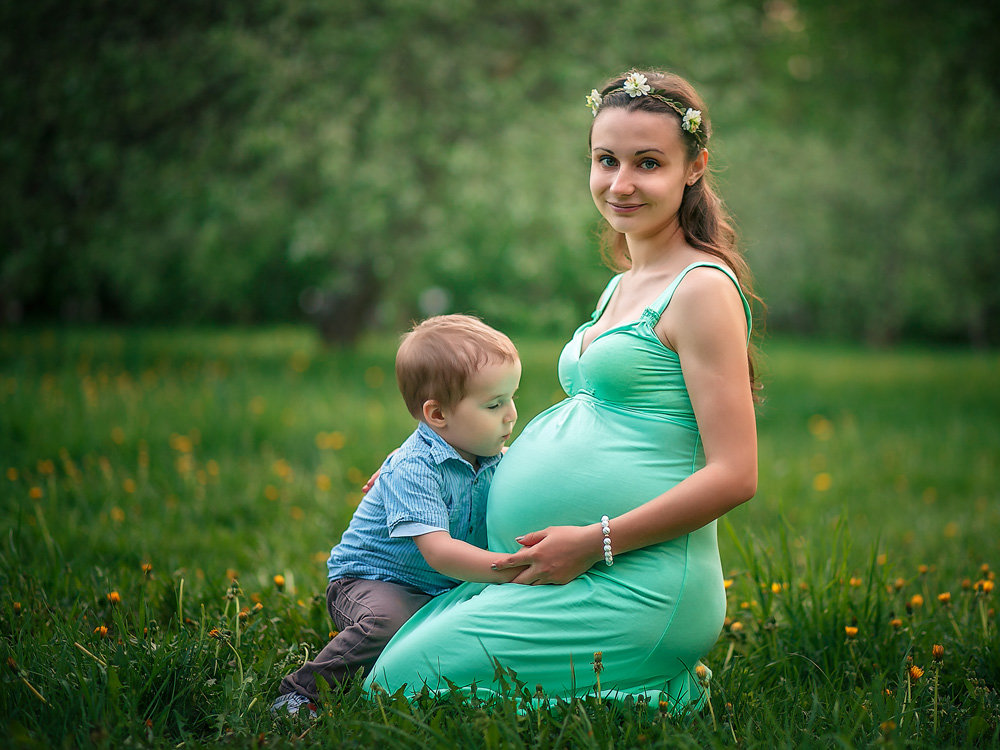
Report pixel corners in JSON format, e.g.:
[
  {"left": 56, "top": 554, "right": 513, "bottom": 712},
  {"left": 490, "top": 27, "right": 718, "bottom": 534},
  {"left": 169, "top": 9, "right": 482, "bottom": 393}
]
[{"left": 1, "top": 327, "right": 998, "bottom": 748}]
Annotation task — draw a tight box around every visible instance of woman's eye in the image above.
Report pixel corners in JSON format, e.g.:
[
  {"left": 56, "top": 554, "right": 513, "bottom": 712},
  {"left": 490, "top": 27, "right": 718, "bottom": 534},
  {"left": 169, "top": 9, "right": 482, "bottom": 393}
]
[
  {"left": 598, "top": 155, "right": 616, "bottom": 167},
  {"left": 640, "top": 158, "right": 659, "bottom": 170}
]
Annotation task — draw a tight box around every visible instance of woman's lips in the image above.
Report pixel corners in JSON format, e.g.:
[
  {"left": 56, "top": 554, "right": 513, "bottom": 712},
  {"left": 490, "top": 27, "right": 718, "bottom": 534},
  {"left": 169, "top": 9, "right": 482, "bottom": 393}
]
[{"left": 609, "top": 202, "right": 643, "bottom": 213}]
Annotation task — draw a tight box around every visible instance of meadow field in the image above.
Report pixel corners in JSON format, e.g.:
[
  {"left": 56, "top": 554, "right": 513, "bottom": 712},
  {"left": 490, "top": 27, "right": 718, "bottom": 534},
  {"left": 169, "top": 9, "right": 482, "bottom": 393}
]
[{"left": 1, "top": 327, "right": 998, "bottom": 748}]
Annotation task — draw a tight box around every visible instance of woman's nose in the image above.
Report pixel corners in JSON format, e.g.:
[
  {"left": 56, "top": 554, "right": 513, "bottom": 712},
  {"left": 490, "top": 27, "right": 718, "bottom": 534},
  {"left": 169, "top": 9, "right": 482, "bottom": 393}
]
[{"left": 610, "top": 167, "right": 634, "bottom": 195}]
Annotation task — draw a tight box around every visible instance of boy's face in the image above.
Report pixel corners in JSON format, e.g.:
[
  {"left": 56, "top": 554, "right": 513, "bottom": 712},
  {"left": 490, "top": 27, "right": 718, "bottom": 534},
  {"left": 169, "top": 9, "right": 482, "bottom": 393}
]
[{"left": 437, "top": 358, "right": 520, "bottom": 465}]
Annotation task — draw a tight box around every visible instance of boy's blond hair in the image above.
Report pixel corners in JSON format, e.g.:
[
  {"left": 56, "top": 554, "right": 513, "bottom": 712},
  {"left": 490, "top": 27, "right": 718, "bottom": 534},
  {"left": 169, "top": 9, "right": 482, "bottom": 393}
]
[{"left": 396, "top": 314, "right": 518, "bottom": 420}]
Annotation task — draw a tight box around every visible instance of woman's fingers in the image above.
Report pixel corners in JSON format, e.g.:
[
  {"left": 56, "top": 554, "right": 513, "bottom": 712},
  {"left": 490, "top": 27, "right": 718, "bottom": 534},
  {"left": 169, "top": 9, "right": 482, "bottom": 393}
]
[
  {"left": 514, "top": 529, "right": 547, "bottom": 547},
  {"left": 491, "top": 549, "right": 532, "bottom": 570}
]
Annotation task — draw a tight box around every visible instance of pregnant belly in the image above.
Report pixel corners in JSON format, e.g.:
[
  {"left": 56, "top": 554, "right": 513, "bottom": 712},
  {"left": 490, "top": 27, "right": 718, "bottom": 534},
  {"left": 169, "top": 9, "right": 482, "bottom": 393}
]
[{"left": 486, "top": 398, "right": 700, "bottom": 552}]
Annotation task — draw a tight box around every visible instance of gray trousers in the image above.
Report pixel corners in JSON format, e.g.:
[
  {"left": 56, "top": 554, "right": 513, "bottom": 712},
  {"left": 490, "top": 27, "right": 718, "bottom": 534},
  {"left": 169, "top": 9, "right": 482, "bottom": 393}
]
[{"left": 278, "top": 577, "right": 432, "bottom": 699}]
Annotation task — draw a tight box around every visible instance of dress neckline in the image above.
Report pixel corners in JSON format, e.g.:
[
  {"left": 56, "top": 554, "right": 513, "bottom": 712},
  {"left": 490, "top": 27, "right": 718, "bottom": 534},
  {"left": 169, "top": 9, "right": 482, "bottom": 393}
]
[{"left": 577, "top": 262, "right": 745, "bottom": 357}]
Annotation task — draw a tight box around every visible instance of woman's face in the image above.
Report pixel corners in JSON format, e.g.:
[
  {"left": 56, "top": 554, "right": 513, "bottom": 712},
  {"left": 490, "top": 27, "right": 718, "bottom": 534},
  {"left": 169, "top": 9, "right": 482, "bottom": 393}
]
[{"left": 589, "top": 108, "right": 700, "bottom": 243}]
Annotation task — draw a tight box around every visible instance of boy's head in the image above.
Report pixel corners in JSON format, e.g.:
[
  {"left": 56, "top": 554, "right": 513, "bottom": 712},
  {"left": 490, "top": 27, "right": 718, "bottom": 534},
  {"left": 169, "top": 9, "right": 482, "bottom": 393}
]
[{"left": 396, "top": 314, "right": 519, "bottom": 420}]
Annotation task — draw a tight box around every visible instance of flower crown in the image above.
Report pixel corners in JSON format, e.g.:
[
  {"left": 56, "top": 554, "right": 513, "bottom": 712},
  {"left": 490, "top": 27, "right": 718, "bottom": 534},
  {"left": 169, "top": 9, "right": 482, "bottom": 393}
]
[{"left": 586, "top": 72, "right": 707, "bottom": 148}]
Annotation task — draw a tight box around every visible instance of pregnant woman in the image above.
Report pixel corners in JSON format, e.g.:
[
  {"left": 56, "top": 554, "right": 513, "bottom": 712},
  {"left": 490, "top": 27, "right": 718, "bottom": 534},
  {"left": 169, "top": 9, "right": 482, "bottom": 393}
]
[{"left": 365, "top": 69, "right": 761, "bottom": 712}]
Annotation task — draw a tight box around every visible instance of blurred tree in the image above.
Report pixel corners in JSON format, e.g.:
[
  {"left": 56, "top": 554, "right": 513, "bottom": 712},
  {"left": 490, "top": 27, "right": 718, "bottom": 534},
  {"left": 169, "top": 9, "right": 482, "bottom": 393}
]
[{"left": 1, "top": 0, "right": 997, "bottom": 344}]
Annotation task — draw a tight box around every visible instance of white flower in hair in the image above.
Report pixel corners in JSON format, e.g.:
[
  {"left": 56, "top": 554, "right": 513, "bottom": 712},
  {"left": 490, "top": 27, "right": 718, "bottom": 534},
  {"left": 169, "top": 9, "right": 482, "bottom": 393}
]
[
  {"left": 682, "top": 108, "right": 702, "bottom": 133},
  {"left": 585, "top": 89, "right": 603, "bottom": 116},
  {"left": 622, "top": 72, "right": 651, "bottom": 98}
]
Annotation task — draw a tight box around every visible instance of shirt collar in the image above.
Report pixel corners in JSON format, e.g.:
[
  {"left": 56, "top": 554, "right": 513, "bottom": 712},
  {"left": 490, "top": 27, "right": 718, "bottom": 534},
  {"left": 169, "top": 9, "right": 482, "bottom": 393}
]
[{"left": 415, "top": 421, "right": 503, "bottom": 471}]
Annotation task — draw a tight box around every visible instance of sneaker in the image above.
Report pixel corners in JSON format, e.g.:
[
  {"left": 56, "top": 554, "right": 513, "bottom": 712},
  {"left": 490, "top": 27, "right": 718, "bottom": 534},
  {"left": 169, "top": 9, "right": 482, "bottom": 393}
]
[{"left": 270, "top": 692, "right": 318, "bottom": 719}]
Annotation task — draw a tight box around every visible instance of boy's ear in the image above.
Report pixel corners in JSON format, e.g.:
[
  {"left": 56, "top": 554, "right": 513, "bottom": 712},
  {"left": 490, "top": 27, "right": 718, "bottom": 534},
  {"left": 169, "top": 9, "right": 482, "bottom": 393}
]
[{"left": 422, "top": 399, "right": 447, "bottom": 427}]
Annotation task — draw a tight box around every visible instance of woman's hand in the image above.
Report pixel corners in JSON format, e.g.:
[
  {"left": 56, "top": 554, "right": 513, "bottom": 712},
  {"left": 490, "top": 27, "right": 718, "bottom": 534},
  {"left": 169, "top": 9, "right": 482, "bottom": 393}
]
[{"left": 490, "top": 525, "right": 604, "bottom": 585}]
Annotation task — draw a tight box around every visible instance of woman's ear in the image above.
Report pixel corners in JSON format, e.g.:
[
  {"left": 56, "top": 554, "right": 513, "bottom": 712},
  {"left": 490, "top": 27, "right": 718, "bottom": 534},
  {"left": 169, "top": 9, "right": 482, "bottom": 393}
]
[
  {"left": 687, "top": 148, "right": 708, "bottom": 186},
  {"left": 422, "top": 399, "right": 447, "bottom": 427}
]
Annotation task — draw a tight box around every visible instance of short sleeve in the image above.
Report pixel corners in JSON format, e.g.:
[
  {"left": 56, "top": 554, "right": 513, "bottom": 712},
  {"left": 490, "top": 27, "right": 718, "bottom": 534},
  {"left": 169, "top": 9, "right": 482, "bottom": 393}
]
[{"left": 379, "top": 456, "right": 450, "bottom": 535}]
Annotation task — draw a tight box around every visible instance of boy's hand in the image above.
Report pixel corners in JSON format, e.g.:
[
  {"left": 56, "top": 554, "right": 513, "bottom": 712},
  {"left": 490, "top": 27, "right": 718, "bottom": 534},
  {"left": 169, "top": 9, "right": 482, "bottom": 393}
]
[
  {"left": 361, "top": 468, "right": 380, "bottom": 494},
  {"left": 490, "top": 525, "right": 604, "bottom": 585},
  {"left": 361, "top": 449, "right": 400, "bottom": 493}
]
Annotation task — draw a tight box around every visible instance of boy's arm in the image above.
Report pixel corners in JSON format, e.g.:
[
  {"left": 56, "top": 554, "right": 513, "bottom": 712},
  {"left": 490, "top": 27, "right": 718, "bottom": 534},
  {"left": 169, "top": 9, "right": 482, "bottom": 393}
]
[{"left": 414, "top": 531, "right": 526, "bottom": 583}]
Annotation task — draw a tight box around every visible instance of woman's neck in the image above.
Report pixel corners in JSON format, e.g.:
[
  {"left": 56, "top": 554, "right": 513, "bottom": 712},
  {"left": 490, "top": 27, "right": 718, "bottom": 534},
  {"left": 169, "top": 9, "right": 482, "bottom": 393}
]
[{"left": 625, "top": 224, "right": 692, "bottom": 273}]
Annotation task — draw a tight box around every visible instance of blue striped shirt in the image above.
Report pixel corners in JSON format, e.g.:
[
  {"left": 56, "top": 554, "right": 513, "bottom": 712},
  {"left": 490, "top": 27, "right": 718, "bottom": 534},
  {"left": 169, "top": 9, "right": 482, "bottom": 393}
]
[{"left": 326, "top": 421, "right": 501, "bottom": 595}]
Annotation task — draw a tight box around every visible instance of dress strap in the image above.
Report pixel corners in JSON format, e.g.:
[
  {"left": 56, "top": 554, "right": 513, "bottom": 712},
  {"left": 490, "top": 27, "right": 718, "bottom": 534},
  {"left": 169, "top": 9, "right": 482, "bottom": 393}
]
[
  {"left": 591, "top": 274, "right": 624, "bottom": 321},
  {"left": 645, "top": 262, "right": 752, "bottom": 342}
]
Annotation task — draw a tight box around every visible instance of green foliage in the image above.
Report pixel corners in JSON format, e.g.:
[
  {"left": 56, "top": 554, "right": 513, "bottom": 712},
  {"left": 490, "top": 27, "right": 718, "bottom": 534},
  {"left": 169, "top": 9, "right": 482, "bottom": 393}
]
[
  {"left": 1, "top": 327, "right": 999, "bottom": 747},
  {"left": 2, "top": 2, "right": 998, "bottom": 342}
]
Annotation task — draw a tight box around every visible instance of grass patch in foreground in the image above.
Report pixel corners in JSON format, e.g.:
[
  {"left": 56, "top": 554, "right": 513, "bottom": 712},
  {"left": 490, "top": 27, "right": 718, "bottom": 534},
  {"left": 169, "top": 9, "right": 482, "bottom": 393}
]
[{"left": 1, "top": 327, "right": 997, "bottom": 748}]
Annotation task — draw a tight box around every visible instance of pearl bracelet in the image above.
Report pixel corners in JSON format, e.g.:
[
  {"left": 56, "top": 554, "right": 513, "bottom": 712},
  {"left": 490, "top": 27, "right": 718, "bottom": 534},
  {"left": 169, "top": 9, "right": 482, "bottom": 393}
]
[{"left": 601, "top": 515, "right": 613, "bottom": 566}]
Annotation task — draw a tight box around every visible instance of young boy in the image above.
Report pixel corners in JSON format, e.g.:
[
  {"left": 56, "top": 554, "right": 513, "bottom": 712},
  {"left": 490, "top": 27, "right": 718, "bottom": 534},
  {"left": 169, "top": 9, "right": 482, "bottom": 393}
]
[{"left": 272, "top": 314, "right": 523, "bottom": 716}]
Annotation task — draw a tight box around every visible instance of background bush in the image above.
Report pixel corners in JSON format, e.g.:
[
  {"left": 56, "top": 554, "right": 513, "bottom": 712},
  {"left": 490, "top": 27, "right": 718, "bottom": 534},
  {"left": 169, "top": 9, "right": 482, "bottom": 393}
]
[{"left": 2, "top": 0, "right": 998, "bottom": 344}]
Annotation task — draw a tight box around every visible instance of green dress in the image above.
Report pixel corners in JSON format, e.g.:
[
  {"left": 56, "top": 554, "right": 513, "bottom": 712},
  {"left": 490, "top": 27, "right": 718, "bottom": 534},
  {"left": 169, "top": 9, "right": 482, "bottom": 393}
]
[{"left": 365, "top": 262, "right": 752, "bottom": 711}]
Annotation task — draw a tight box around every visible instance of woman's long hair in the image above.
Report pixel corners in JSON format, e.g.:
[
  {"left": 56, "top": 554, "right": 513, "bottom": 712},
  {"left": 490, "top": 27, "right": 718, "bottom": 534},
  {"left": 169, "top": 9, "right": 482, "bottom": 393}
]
[{"left": 589, "top": 69, "right": 764, "bottom": 399}]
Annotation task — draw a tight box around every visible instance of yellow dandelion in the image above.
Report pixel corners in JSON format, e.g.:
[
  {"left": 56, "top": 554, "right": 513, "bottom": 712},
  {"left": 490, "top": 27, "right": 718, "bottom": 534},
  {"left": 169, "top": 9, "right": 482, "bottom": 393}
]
[
  {"left": 918, "top": 564, "right": 929, "bottom": 575},
  {"left": 169, "top": 434, "right": 193, "bottom": 453},
  {"left": 962, "top": 578, "right": 972, "bottom": 590},
  {"left": 110, "top": 507, "right": 125, "bottom": 522},
  {"left": 908, "top": 665, "right": 924, "bottom": 680},
  {"left": 695, "top": 664, "right": 708, "bottom": 681},
  {"left": 975, "top": 579, "right": 994, "bottom": 594},
  {"left": 729, "top": 621, "right": 744, "bottom": 633},
  {"left": 849, "top": 577, "right": 863, "bottom": 587},
  {"left": 122, "top": 478, "right": 136, "bottom": 494},
  {"left": 890, "top": 618, "right": 903, "bottom": 629},
  {"left": 876, "top": 553, "right": 888, "bottom": 565},
  {"left": 908, "top": 594, "right": 924, "bottom": 609},
  {"left": 932, "top": 644, "right": 944, "bottom": 661},
  {"left": 13, "top": 602, "right": 21, "bottom": 615},
  {"left": 937, "top": 592, "right": 951, "bottom": 604},
  {"left": 94, "top": 625, "right": 109, "bottom": 637},
  {"left": 208, "top": 628, "right": 221, "bottom": 639},
  {"left": 29, "top": 486, "right": 43, "bottom": 500},
  {"left": 844, "top": 626, "right": 858, "bottom": 638},
  {"left": 107, "top": 591, "right": 121, "bottom": 604},
  {"left": 812, "top": 472, "right": 832, "bottom": 492},
  {"left": 141, "top": 563, "right": 153, "bottom": 576},
  {"left": 253, "top": 602, "right": 264, "bottom": 613},
  {"left": 273, "top": 574, "right": 286, "bottom": 590},
  {"left": 723, "top": 578, "right": 734, "bottom": 590},
  {"left": 315, "top": 474, "right": 332, "bottom": 492},
  {"left": 807, "top": 414, "right": 833, "bottom": 440},
  {"left": 893, "top": 577, "right": 905, "bottom": 591},
  {"left": 264, "top": 485, "right": 280, "bottom": 501},
  {"left": 37, "top": 459, "right": 55, "bottom": 475},
  {"left": 880, "top": 720, "right": 896, "bottom": 733},
  {"left": 770, "top": 582, "right": 782, "bottom": 594}
]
